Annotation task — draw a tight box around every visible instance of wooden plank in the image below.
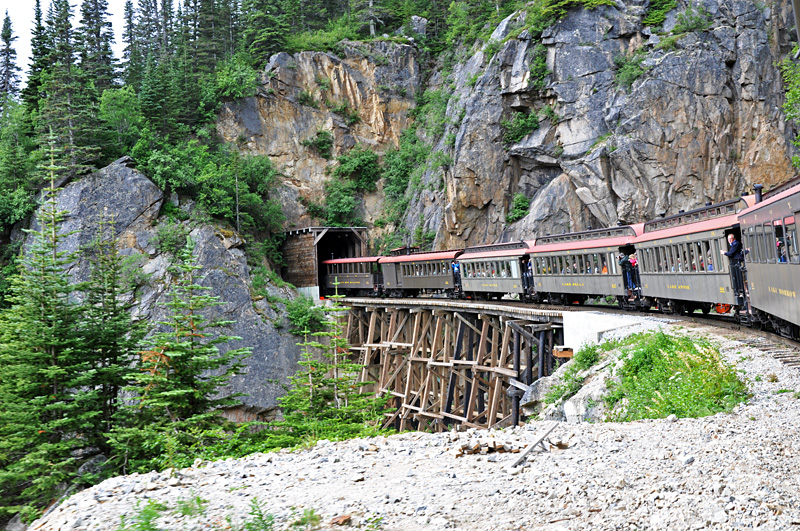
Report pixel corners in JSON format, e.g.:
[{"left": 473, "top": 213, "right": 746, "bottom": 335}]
[{"left": 510, "top": 421, "right": 559, "bottom": 468}]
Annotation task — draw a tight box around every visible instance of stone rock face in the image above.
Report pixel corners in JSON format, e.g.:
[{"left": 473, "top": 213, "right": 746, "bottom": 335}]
[
  {"left": 23, "top": 158, "right": 303, "bottom": 413},
  {"left": 216, "top": 40, "right": 421, "bottom": 229},
  {"left": 218, "top": 0, "right": 798, "bottom": 249}
]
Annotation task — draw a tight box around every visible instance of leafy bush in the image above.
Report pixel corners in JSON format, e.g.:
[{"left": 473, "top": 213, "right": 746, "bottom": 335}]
[
  {"left": 656, "top": 34, "right": 682, "bottom": 51},
  {"left": 674, "top": 1, "right": 712, "bottom": 33},
  {"left": 506, "top": 192, "right": 530, "bottom": 223},
  {"left": 528, "top": 44, "right": 549, "bottom": 91},
  {"left": 297, "top": 89, "right": 318, "bottom": 108},
  {"left": 284, "top": 14, "right": 360, "bottom": 53},
  {"left": 301, "top": 130, "right": 334, "bottom": 159},
  {"left": 215, "top": 53, "right": 259, "bottom": 100},
  {"left": 643, "top": 0, "right": 677, "bottom": 27},
  {"left": 333, "top": 145, "right": 381, "bottom": 192},
  {"left": 153, "top": 219, "right": 188, "bottom": 255},
  {"left": 614, "top": 50, "right": 648, "bottom": 90},
  {"left": 285, "top": 296, "right": 327, "bottom": 334},
  {"left": 501, "top": 111, "right": 539, "bottom": 146},
  {"left": 412, "top": 89, "right": 452, "bottom": 138},
  {"left": 544, "top": 343, "right": 602, "bottom": 404},
  {"left": 604, "top": 331, "right": 749, "bottom": 421},
  {"left": 329, "top": 102, "right": 361, "bottom": 126},
  {"left": 779, "top": 46, "right": 800, "bottom": 168}
]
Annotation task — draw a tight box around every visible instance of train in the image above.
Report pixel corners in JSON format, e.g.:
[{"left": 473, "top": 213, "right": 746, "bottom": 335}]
[{"left": 321, "top": 182, "right": 800, "bottom": 340}]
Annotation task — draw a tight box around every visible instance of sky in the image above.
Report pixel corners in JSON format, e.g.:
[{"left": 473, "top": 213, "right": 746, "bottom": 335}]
[{"left": 4, "top": 0, "right": 128, "bottom": 85}]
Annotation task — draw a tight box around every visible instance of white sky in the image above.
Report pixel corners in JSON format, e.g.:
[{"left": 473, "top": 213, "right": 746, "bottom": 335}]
[{"left": 4, "top": 0, "right": 128, "bottom": 85}]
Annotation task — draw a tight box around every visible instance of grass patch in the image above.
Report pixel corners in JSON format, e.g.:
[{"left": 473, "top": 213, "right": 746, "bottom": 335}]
[
  {"left": 501, "top": 111, "right": 540, "bottom": 146},
  {"left": 643, "top": 0, "right": 677, "bottom": 27},
  {"left": 604, "top": 331, "right": 749, "bottom": 421}
]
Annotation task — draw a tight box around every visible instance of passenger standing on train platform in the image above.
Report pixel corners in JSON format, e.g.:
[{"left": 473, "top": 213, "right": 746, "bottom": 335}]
[
  {"left": 619, "top": 253, "right": 634, "bottom": 297},
  {"left": 724, "top": 234, "right": 747, "bottom": 298}
]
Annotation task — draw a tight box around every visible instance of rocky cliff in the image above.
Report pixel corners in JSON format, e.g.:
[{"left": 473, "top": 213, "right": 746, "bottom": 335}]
[
  {"left": 20, "top": 158, "right": 303, "bottom": 416},
  {"left": 218, "top": 0, "right": 798, "bottom": 249}
]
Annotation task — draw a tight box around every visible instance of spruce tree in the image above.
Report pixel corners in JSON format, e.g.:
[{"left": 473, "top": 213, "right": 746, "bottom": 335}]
[
  {"left": 110, "top": 239, "right": 249, "bottom": 472},
  {"left": 121, "top": 0, "right": 144, "bottom": 88},
  {"left": 0, "top": 141, "right": 94, "bottom": 522},
  {"left": 0, "top": 11, "right": 20, "bottom": 105},
  {"left": 21, "top": 0, "right": 49, "bottom": 111},
  {"left": 35, "top": 0, "right": 101, "bottom": 181},
  {"left": 80, "top": 218, "right": 144, "bottom": 456},
  {"left": 241, "top": 0, "right": 288, "bottom": 66},
  {"left": 77, "top": 0, "right": 118, "bottom": 94}
]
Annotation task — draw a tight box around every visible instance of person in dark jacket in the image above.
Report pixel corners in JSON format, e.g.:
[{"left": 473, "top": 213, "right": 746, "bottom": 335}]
[
  {"left": 724, "top": 234, "right": 747, "bottom": 300},
  {"left": 619, "top": 253, "right": 634, "bottom": 297}
]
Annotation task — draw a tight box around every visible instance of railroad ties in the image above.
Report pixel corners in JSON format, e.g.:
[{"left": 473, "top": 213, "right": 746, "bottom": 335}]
[{"left": 342, "top": 298, "right": 564, "bottom": 432}]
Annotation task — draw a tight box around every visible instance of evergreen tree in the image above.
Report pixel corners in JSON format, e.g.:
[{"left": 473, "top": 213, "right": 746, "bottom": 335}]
[
  {"left": 0, "top": 142, "right": 95, "bottom": 522},
  {"left": 0, "top": 100, "right": 36, "bottom": 228},
  {"left": 121, "top": 0, "right": 144, "bottom": 88},
  {"left": 35, "top": 0, "right": 101, "bottom": 181},
  {"left": 21, "top": 0, "right": 50, "bottom": 111},
  {"left": 241, "top": 0, "right": 288, "bottom": 66},
  {"left": 0, "top": 11, "right": 20, "bottom": 105},
  {"left": 77, "top": 0, "right": 119, "bottom": 94},
  {"left": 80, "top": 218, "right": 144, "bottom": 456},
  {"left": 110, "top": 239, "right": 249, "bottom": 472},
  {"left": 136, "top": 0, "right": 163, "bottom": 59}
]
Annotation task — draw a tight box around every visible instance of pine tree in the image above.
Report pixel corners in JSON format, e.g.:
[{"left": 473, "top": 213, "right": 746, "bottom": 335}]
[
  {"left": 21, "top": 0, "right": 50, "bottom": 111},
  {"left": 80, "top": 218, "right": 144, "bottom": 455},
  {"left": 136, "top": 0, "right": 163, "bottom": 59},
  {"left": 0, "top": 100, "right": 36, "bottom": 228},
  {"left": 0, "top": 11, "right": 20, "bottom": 105},
  {"left": 241, "top": 0, "right": 288, "bottom": 66},
  {"left": 0, "top": 140, "right": 95, "bottom": 522},
  {"left": 76, "top": 0, "right": 119, "bottom": 94},
  {"left": 276, "top": 285, "right": 387, "bottom": 444},
  {"left": 121, "top": 0, "right": 144, "bottom": 88},
  {"left": 35, "top": 0, "right": 101, "bottom": 181}
]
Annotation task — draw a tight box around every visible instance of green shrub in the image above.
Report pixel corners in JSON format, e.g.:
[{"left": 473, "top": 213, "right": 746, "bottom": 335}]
[
  {"left": 330, "top": 102, "right": 361, "bottom": 126},
  {"left": 297, "top": 89, "right": 318, "bottom": 108},
  {"left": 153, "top": 219, "right": 188, "bottom": 255},
  {"left": 284, "top": 14, "right": 360, "bottom": 53},
  {"left": 544, "top": 343, "right": 602, "bottom": 404},
  {"left": 506, "top": 192, "right": 530, "bottom": 223},
  {"left": 614, "top": 50, "right": 648, "bottom": 90},
  {"left": 301, "top": 130, "right": 334, "bottom": 159},
  {"left": 643, "top": 0, "right": 677, "bottom": 27},
  {"left": 528, "top": 44, "right": 549, "bottom": 91},
  {"left": 215, "top": 53, "right": 259, "bottom": 100},
  {"left": 656, "top": 34, "right": 682, "bottom": 51},
  {"left": 285, "top": 296, "right": 327, "bottom": 334},
  {"left": 501, "top": 111, "right": 539, "bottom": 146},
  {"left": 674, "top": 1, "right": 712, "bottom": 33},
  {"left": 466, "top": 72, "right": 481, "bottom": 87},
  {"left": 604, "top": 331, "right": 749, "bottom": 421},
  {"left": 315, "top": 75, "right": 331, "bottom": 92},
  {"left": 333, "top": 145, "right": 381, "bottom": 192}
]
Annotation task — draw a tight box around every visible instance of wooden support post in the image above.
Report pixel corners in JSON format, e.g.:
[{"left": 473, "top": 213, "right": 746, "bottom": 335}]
[{"left": 511, "top": 331, "right": 521, "bottom": 427}]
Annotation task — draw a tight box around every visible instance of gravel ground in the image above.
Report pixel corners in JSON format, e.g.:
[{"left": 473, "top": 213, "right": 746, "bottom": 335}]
[{"left": 29, "top": 324, "right": 800, "bottom": 531}]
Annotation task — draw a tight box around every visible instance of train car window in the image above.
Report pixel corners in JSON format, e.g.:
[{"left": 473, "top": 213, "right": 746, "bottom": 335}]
[
  {"left": 785, "top": 216, "right": 798, "bottom": 263},
  {"left": 687, "top": 243, "right": 696, "bottom": 272},
  {"left": 757, "top": 224, "right": 768, "bottom": 262},
  {"left": 764, "top": 222, "right": 777, "bottom": 263},
  {"left": 773, "top": 221, "right": 787, "bottom": 263}
]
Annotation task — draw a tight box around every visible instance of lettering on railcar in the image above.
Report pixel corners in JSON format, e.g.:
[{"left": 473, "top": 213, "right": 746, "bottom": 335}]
[
  {"left": 768, "top": 286, "right": 797, "bottom": 298},
  {"left": 666, "top": 284, "right": 690, "bottom": 290},
  {"left": 561, "top": 282, "right": 585, "bottom": 287}
]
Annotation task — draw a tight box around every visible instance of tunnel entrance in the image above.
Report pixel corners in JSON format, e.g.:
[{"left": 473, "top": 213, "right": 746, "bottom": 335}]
[{"left": 281, "top": 227, "right": 367, "bottom": 299}]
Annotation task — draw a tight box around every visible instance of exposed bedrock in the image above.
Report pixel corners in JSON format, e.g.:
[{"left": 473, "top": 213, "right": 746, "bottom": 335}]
[{"left": 217, "top": 0, "right": 797, "bottom": 248}]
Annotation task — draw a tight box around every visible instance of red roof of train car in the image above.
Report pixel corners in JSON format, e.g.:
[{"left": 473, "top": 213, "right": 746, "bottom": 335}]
[
  {"left": 458, "top": 241, "right": 535, "bottom": 260},
  {"left": 530, "top": 224, "right": 644, "bottom": 253},
  {"left": 378, "top": 250, "right": 462, "bottom": 263},
  {"left": 322, "top": 256, "right": 382, "bottom": 264},
  {"left": 738, "top": 185, "right": 800, "bottom": 218}
]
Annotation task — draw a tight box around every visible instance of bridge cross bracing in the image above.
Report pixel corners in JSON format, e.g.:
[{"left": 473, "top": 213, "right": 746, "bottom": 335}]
[{"left": 342, "top": 298, "right": 564, "bottom": 432}]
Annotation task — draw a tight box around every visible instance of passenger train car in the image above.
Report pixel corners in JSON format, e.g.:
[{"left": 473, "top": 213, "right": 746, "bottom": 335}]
[{"left": 318, "top": 182, "right": 800, "bottom": 340}]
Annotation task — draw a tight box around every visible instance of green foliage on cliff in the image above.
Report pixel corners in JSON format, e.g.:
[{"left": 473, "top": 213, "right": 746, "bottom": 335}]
[
  {"left": 502, "top": 111, "right": 540, "bottom": 146},
  {"left": 614, "top": 50, "right": 648, "bottom": 90},
  {"left": 506, "top": 192, "right": 531, "bottom": 223},
  {"left": 780, "top": 47, "right": 800, "bottom": 169},
  {"left": 642, "top": 0, "right": 677, "bottom": 27}
]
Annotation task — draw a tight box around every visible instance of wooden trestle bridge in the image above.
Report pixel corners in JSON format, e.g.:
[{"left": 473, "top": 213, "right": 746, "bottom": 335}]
[{"left": 342, "top": 298, "right": 565, "bottom": 432}]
